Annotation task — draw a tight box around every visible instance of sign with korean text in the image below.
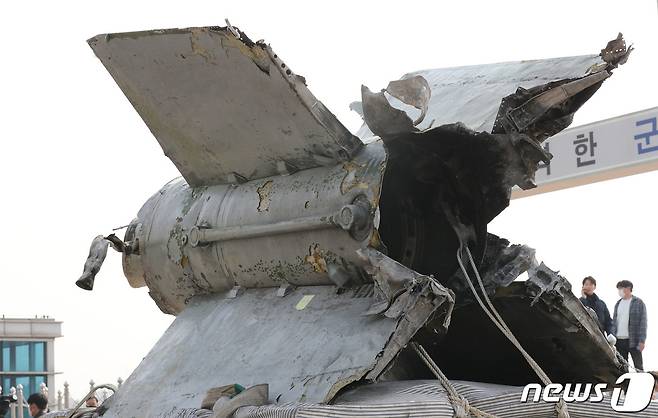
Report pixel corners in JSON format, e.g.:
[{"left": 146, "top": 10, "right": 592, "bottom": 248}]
[{"left": 513, "top": 107, "right": 658, "bottom": 198}]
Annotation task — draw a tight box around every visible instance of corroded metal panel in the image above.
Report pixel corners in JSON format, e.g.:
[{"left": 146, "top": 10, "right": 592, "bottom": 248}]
[
  {"left": 101, "top": 282, "right": 452, "bottom": 417},
  {"left": 88, "top": 27, "right": 362, "bottom": 187},
  {"left": 124, "top": 143, "right": 387, "bottom": 314}
]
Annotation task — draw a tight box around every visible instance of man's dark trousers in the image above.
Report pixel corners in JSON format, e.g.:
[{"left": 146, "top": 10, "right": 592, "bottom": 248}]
[{"left": 616, "top": 338, "right": 643, "bottom": 371}]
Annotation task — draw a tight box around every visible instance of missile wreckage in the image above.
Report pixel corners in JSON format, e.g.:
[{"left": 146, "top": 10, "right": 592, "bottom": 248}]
[{"left": 70, "top": 24, "right": 657, "bottom": 417}]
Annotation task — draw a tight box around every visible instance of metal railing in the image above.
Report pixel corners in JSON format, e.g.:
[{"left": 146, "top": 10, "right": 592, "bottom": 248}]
[
  {"left": 1, "top": 377, "right": 123, "bottom": 418},
  {"left": 0, "top": 383, "right": 27, "bottom": 418},
  {"left": 65, "top": 384, "right": 117, "bottom": 418}
]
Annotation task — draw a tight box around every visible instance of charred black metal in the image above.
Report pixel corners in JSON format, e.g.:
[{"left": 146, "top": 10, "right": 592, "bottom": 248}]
[
  {"left": 600, "top": 32, "right": 633, "bottom": 67},
  {"left": 430, "top": 263, "right": 625, "bottom": 386},
  {"left": 378, "top": 123, "right": 543, "bottom": 284},
  {"left": 446, "top": 233, "right": 535, "bottom": 303}
]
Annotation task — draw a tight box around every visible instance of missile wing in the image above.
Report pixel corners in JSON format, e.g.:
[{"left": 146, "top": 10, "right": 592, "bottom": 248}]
[{"left": 88, "top": 26, "right": 362, "bottom": 186}]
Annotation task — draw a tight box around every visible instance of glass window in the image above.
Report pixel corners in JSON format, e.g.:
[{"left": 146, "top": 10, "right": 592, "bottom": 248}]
[
  {"left": 14, "top": 343, "right": 30, "bottom": 372},
  {"left": 1, "top": 343, "right": 10, "bottom": 372},
  {"left": 0, "top": 341, "right": 47, "bottom": 372},
  {"left": 32, "top": 343, "right": 45, "bottom": 372},
  {"left": 0, "top": 373, "right": 47, "bottom": 415},
  {"left": 15, "top": 376, "right": 30, "bottom": 391}
]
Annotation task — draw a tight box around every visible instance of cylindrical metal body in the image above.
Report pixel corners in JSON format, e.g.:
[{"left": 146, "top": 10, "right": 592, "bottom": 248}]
[{"left": 123, "top": 143, "right": 387, "bottom": 314}]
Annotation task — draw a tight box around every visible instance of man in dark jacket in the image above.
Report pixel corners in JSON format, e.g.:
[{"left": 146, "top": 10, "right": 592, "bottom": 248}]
[
  {"left": 611, "top": 280, "right": 648, "bottom": 371},
  {"left": 580, "top": 276, "right": 612, "bottom": 334},
  {"left": 27, "top": 393, "right": 48, "bottom": 417}
]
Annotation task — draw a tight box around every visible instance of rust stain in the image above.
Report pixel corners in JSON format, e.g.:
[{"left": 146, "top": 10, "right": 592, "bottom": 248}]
[
  {"left": 369, "top": 229, "right": 383, "bottom": 249},
  {"left": 257, "top": 180, "right": 274, "bottom": 212},
  {"left": 340, "top": 161, "right": 369, "bottom": 194},
  {"left": 305, "top": 243, "right": 327, "bottom": 273},
  {"left": 190, "top": 29, "right": 212, "bottom": 62}
]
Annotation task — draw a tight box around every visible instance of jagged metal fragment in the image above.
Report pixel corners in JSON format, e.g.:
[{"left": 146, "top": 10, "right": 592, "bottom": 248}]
[
  {"left": 385, "top": 75, "right": 431, "bottom": 125},
  {"left": 357, "top": 247, "right": 455, "bottom": 319},
  {"left": 447, "top": 233, "right": 536, "bottom": 302},
  {"left": 76, "top": 235, "right": 109, "bottom": 291},
  {"left": 433, "top": 262, "right": 625, "bottom": 386},
  {"left": 360, "top": 75, "right": 431, "bottom": 138},
  {"left": 502, "top": 71, "right": 610, "bottom": 134},
  {"left": 360, "top": 85, "right": 418, "bottom": 138},
  {"left": 600, "top": 32, "right": 633, "bottom": 66},
  {"left": 349, "top": 101, "right": 364, "bottom": 119}
]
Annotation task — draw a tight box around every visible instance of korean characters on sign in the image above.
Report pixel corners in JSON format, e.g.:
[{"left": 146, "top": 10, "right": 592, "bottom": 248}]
[
  {"left": 517, "top": 108, "right": 658, "bottom": 194},
  {"left": 634, "top": 117, "right": 658, "bottom": 155},
  {"left": 574, "top": 131, "right": 597, "bottom": 167}
]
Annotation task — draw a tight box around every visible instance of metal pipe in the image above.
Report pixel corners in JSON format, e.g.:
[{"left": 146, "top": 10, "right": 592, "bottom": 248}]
[
  {"left": 66, "top": 384, "right": 117, "bottom": 418},
  {"left": 189, "top": 214, "right": 337, "bottom": 247}
]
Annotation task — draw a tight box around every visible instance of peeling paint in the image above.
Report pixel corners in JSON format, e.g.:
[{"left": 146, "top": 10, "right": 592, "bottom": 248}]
[
  {"left": 256, "top": 180, "right": 273, "bottom": 212},
  {"left": 305, "top": 243, "right": 327, "bottom": 273},
  {"left": 189, "top": 29, "right": 211, "bottom": 62},
  {"left": 340, "top": 161, "right": 369, "bottom": 194}
]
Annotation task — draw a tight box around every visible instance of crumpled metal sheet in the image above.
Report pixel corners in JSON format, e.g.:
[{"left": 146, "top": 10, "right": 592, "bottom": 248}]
[
  {"left": 88, "top": 26, "right": 363, "bottom": 187},
  {"left": 357, "top": 247, "right": 455, "bottom": 320},
  {"left": 356, "top": 53, "right": 615, "bottom": 139},
  {"left": 360, "top": 86, "right": 419, "bottom": 138},
  {"left": 379, "top": 123, "right": 549, "bottom": 271},
  {"left": 360, "top": 76, "right": 431, "bottom": 138},
  {"left": 384, "top": 76, "right": 431, "bottom": 126},
  {"left": 600, "top": 32, "right": 633, "bottom": 66},
  {"left": 101, "top": 281, "right": 454, "bottom": 417},
  {"left": 433, "top": 262, "right": 625, "bottom": 386},
  {"left": 446, "top": 233, "right": 536, "bottom": 303}
]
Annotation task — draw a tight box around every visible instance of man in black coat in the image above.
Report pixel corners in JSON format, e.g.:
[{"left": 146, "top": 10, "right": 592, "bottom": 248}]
[
  {"left": 27, "top": 393, "right": 48, "bottom": 418},
  {"left": 580, "top": 276, "right": 613, "bottom": 334}
]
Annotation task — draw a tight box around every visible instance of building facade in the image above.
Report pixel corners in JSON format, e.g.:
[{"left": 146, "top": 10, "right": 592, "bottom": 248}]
[{"left": 0, "top": 317, "right": 62, "bottom": 405}]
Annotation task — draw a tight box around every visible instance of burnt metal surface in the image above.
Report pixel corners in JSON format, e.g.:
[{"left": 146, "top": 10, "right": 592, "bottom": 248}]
[
  {"left": 100, "top": 281, "right": 454, "bottom": 418},
  {"left": 432, "top": 263, "right": 625, "bottom": 386},
  {"left": 446, "top": 233, "right": 536, "bottom": 302},
  {"left": 88, "top": 26, "right": 362, "bottom": 187},
  {"left": 376, "top": 124, "right": 545, "bottom": 283}
]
